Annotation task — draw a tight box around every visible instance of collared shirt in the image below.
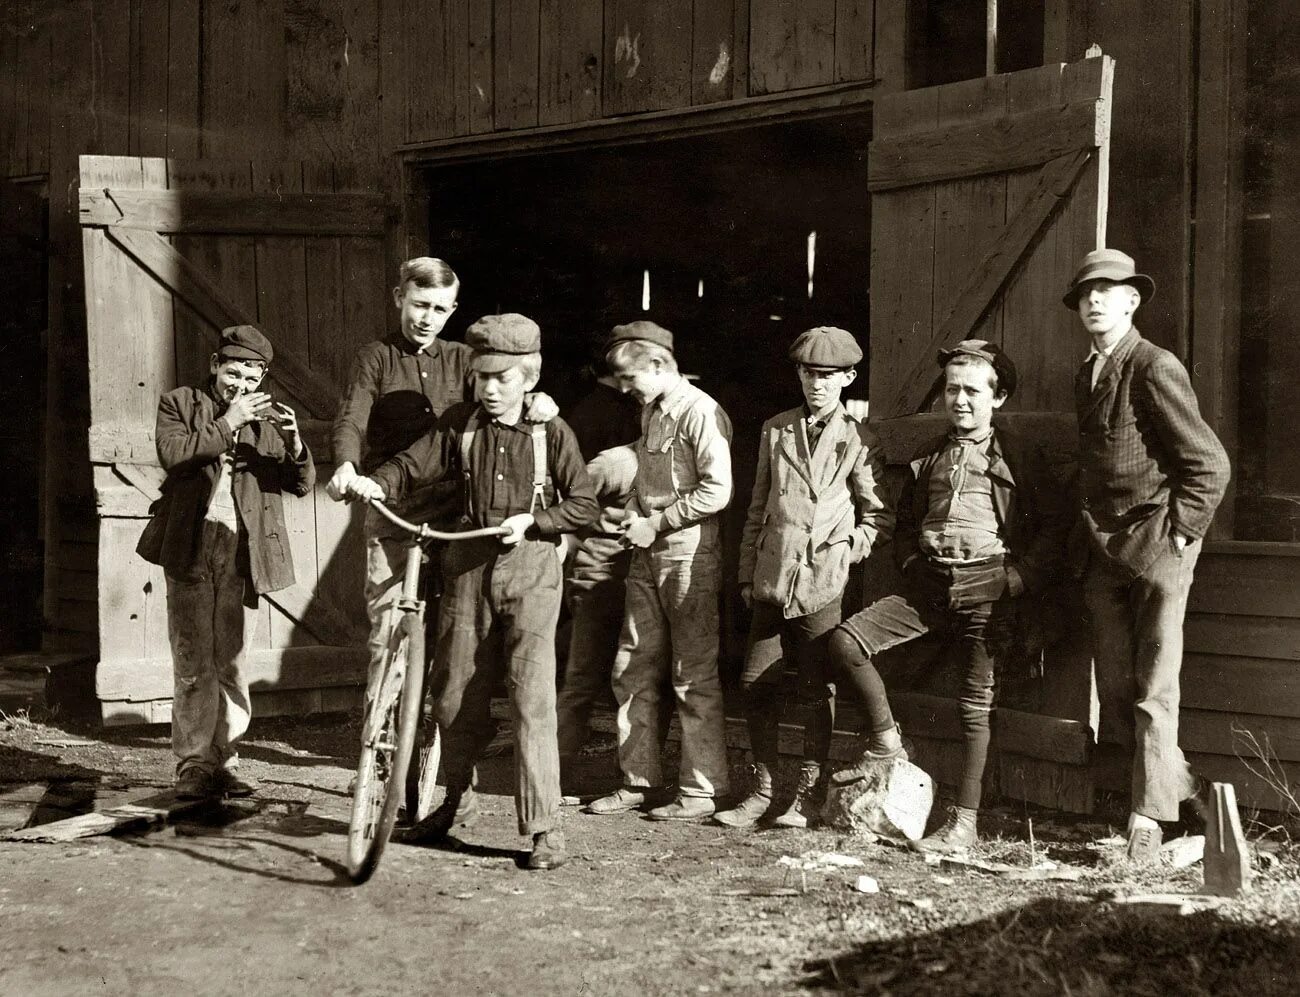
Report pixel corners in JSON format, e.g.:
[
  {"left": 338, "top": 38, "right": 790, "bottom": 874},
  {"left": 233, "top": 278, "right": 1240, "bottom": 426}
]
[
  {"left": 370, "top": 401, "right": 598, "bottom": 536},
  {"left": 634, "top": 377, "right": 734, "bottom": 531},
  {"left": 804, "top": 406, "right": 832, "bottom": 454},
  {"left": 919, "top": 430, "right": 1007, "bottom": 563},
  {"left": 332, "top": 334, "right": 473, "bottom": 471},
  {"left": 204, "top": 450, "right": 239, "bottom": 528},
  {"left": 1086, "top": 339, "right": 1121, "bottom": 390}
]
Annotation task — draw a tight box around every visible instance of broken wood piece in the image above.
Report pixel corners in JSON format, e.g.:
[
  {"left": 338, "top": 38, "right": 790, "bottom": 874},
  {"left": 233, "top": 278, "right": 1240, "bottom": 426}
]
[
  {"left": 32, "top": 737, "right": 95, "bottom": 747},
  {"left": 1114, "top": 892, "right": 1226, "bottom": 916},
  {"left": 937, "top": 854, "right": 1084, "bottom": 881},
  {"left": 1204, "top": 782, "right": 1251, "bottom": 896},
  {"left": 1160, "top": 834, "right": 1205, "bottom": 869},
  {"left": 0, "top": 791, "right": 209, "bottom": 842}
]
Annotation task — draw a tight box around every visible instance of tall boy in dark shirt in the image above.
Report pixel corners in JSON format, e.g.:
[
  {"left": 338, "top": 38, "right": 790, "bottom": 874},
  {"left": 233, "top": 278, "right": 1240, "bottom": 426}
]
[{"left": 343, "top": 314, "right": 598, "bottom": 871}]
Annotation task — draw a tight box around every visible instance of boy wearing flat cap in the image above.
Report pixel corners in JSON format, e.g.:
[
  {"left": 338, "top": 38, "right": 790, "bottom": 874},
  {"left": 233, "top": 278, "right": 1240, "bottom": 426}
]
[
  {"left": 827, "top": 340, "right": 1068, "bottom": 853},
  {"left": 342, "top": 313, "right": 597, "bottom": 871},
  {"left": 1065, "top": 249, "right": 1230, "bottom": 863},
  {"left": 715, "top": 327, "right": 893, "bottom": 829},
  {"left": 137, "top": 324, "right": 315, "bottom": 799},
  {"left": 588, "top": 320, "right": 734, "bottom": 821}
]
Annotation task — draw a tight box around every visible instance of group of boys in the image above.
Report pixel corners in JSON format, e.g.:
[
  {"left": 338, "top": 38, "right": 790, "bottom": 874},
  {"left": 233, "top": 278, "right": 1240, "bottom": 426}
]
[{"left": 140, "top": 247, "right": 1229, "bottom": 872}]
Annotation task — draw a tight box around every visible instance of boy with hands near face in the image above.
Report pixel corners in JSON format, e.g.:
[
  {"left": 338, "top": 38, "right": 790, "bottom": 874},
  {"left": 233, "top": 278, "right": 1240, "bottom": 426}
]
[{"left": 341, "top": 314, "right": 597, "bottom": 871}]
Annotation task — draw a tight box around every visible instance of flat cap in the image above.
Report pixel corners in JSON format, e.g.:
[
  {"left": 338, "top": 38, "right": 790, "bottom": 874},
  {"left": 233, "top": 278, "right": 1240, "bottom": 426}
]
[
  {"left": 1061, "top": 248, "right": 1155, "bottom": 309},
  {"left": 605, "top": 320, "right": 674, "bottom": 356},
  {"left": 217, "top": 324, "right": 273, "bottom": 365},
  {"left": 937, "top": 339, "right": 1018, "bottom": 398},
  {"left": 789, "top": 326, "right": 862, "bottom": 369},
  {"left": 466, "top": 313, "right": 541, "bottom": 372}
]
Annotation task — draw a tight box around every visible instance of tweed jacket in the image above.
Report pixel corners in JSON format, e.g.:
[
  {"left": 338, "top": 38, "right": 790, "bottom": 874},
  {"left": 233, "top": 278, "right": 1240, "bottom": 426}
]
[
  {"left": 739, "top": 405, "right": 894, "bottom": 618},
  {"left": 136, "top": 384, "right": 316, "bottom": 599},
  {"left": 1074, "top": 328, "right": 1230, "bottom": 576},
  {"left": 894, "top": 426, "right": 1070, "bottom": 594}
]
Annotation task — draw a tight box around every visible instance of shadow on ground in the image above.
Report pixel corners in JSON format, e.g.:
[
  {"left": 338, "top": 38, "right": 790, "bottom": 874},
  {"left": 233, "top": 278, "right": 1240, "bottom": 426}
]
[{"left": 800, "top": 895, "right": 1300, "bottom": 995}]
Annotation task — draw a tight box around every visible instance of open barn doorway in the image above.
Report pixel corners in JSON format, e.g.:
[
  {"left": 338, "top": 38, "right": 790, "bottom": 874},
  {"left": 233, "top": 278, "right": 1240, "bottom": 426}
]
[{"left": 422, "top": 114, "right": 872, "bottom": 668}]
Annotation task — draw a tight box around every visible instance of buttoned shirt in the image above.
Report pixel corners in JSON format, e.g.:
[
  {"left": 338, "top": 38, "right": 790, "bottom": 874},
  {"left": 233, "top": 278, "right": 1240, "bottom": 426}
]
[
  {"left": 804, "top": 406, "right": 831, "bottom": 454},
  {"left": 919, "top": 430, "right": 1007, "bottom": 563},
  {"left": 634, "top": 377, "right": 734, "bottom": 532},
  {"left": 1086, "top": 339, "right": 1121, "bottom": 390},
  {"left": 370, "top": 402, "right": 598, "bottom": 536},
  {"left": 332, "top": 334, "right": 473, "bottom": 472}
]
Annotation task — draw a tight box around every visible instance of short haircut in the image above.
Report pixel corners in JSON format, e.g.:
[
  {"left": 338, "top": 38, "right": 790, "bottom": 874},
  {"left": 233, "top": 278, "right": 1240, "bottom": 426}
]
[
  {"left": 606, "top": 340, "right": 678, "bottom": 374},
  {"left": 398, "top": 257, "right": 459, "bottom": 293},
  {"left": 214, "top": 353, "right": 267, "bottom": 371},
  {"left": 944, "top": 354, "right": 1003, "bottom": 396},
  {"left": 471, "top": 352, "right": 542, "bottom": 381}
]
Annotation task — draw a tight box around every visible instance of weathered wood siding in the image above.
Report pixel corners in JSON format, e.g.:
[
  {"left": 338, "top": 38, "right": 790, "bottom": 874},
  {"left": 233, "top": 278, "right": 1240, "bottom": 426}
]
[{"left": 396, "top": 0, "right": 880, "bottom": 144}]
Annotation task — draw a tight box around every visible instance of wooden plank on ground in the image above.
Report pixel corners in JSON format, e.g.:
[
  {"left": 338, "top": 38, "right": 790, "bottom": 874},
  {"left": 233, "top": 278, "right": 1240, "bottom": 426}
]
[
  {"left": 604, "top": 0, "right": 693, "bottom": 115},
  {"left": 79, "top": 188, "right": 388, "bottom": 235},
  {"left": 1185, "top": 614, "right": 1300, "bottom": 662},
  {"left": 691, "top": 0, "right": 736, "bottom": 105},
  {"left": 494, "top": 0, "right": 541, "bottom": 130},
  {"left": 748, "top": 0, "right": 835, "bottom": 95},
  {"left": 1189, "top": 552, "right": 1300, "bottom": 618},
  {"left": 540, "top": 0, "right": 603, "bottom": 124},
  {"left": 0, "top": 791, "right": 208, "bottom": 842},
  {"left": 833, "top": 0, "right": 874, "bottom": 83},
  {"left": 868, "top": 100, "right": 1101, "bottom": 192}
]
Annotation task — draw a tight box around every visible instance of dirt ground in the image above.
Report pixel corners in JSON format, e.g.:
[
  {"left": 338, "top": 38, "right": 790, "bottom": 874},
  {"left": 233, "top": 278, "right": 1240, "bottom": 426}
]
[{"left": 3, "top": 679, "right": 1300, "bottom": 997}]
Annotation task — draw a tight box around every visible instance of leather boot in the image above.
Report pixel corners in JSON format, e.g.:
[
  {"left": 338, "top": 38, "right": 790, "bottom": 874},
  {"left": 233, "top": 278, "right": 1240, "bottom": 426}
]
[
  {"left": 771, "top": 764, "right": 825, "bottom": 829},
  {"left": 713, "top": 763, "right": 774, "bottom": 829},
  {"left": 831, "top": 724, "right": 908, "bottom": 785},
  {"left": 393, "top": 785, "right": 477, "bottom": 844},
  {"left": 910, "top": 805, "right": 978, "bottom": 854}
]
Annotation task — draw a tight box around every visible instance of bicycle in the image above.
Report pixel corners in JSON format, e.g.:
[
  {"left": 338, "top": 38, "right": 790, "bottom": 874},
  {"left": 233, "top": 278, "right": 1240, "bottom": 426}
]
[{"left": 346, "top": 499, "right": 508, "bottom": 884}]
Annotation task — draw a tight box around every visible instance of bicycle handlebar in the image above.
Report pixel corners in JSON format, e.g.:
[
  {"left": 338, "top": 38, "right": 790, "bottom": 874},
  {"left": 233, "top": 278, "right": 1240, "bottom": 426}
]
[{"left": 367, "top": 499, "right": 511, "bottom": 542}]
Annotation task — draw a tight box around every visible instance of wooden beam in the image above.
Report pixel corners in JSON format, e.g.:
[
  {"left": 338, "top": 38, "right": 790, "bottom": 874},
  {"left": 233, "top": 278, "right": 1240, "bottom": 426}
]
[
  {"left": 868, "top": 98, "right": 1100, "bottom": 192},
  {"left": 892, "top": 692, "right": 1092, "bottom": 765},
  {"left": 889, "top": 149, "right": 1093, "bottom": 415},
  {"left": 1185, "top": 614, "right": 1300, "bottom": 662},
  {"left": 103, "top": 227, "right": 340, "bottom": 420},
  {"left": 1191, "top": 0, "right": 1246, "bottom": 539},
  {"left": 1, "top": 791, "right": 210, "bottom": 843},
  {"left": 79, "top": 188, "right": 387, "bottom": 236},
  {"left": 400, "top": 80, "right": 878, "bottom": 165}
]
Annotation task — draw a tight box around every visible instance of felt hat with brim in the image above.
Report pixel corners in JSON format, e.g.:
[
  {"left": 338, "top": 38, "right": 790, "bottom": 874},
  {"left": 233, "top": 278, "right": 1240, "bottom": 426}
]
[
  {"left": 467, "top": 313, "right": 541, "bottom": 372},
  {"left": 788, "top": 326, "right": 863, "bottom": 369},
  {"left": 1061, "top": 249, "right": 1156, "bottom": 309},
  {"left": 217, "top": 324, "right": 273, "bottom": 365}
]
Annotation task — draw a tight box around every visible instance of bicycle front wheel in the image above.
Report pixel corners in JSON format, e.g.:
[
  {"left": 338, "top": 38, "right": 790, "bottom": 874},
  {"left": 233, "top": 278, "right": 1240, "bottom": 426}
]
[{"left": 346, "top": 612, "right": 426, "bottom": 884}]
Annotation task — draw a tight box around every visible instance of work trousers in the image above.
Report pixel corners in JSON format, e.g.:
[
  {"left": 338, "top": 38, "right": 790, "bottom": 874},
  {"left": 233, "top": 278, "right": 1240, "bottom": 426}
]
[
  {"left": 431, "top": 538, "right": 563, "bottom": 836},
  {"left": 837, "top": 558, "right": 1014, "bottom": 810},
  {"left": 740, "top": 597, "right": 844, "bottom": 770},
  {"left": 166, "top": 520, "right": 260, "bottom": 777},
  {"left": 1084, "top": 539, "right": 1202, "bottom": 821},
  {"left": 611, "top": 526, "right": 729, "bottom": 799},
  {"left": 556, "top": 574, "right": 626, "bottom": 758}
]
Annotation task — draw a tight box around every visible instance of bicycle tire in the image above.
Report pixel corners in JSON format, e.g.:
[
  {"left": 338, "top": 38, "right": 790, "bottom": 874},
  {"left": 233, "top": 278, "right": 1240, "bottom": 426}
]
[{"left": 346, "top": 612, "right": 426, "bottom": 884}]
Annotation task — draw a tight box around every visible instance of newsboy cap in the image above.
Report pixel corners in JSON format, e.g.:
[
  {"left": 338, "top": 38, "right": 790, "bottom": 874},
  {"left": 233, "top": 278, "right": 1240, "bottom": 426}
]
[
  {"left": 1061, "top": 249, "right": 1156, "bottom": 309},
  {"left": 937, "top": 339, "right": 1018, "bottom": 399},
  {"left": 217, "top": 324, "right": 273, "bottom": 365},
  {"left": 789, "top": 326, "right": 863, "bottom": 369},
  {"left": 466, "top": 313, "right": 542, "bottom": 372},
  {"left": 604, "top": 320, "right": 675, "bottom": 356}
]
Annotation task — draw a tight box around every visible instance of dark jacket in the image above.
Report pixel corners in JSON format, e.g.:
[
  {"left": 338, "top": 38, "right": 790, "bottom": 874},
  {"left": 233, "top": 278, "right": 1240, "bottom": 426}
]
[
  {"left": 136, "top": 384, "right": 316, "bottom": 597},
  {"left": 1074, "top": 328, "right": 1230, "bottom": 576},
  {"left": 894, "top": 425, "right": 1069, "bottom": 594}
]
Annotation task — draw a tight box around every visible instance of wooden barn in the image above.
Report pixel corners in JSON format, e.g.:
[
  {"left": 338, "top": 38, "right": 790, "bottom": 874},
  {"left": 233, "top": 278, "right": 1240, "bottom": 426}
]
[{"left": 1, "top": 0, "right": 1296, "bottom": 814}]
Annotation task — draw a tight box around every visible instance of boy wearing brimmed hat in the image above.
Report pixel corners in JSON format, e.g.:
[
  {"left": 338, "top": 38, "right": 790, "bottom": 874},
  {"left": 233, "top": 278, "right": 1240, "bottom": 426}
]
[
  {"left": 714, "top": 327, "right": 893, "bottom": 830},
  {"left": 137, "top": 324, "right": 316, "bottom": 800},
  {"left": 586, "top": 320, "right": 734, "bottom": 822},
  {"left": 1064, "top": 249, "right": 1229, "bottom": 863},
  {"left": 827, "top": 340, "right": 1068, "bottom": 853},
  {"left": 342, "top": 313, "right": 598, "bottom": 871}
]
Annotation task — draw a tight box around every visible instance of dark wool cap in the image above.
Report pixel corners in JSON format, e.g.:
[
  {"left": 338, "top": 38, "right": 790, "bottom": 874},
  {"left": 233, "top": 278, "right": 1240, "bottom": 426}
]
[
  {"left": 605, "top": 320, "right": 675, "bottom": 356},
  {"left": 788, "top": 326, "right": 863, "bottom": 369},
  {"left": 217, "top": 324, "right": 274, "bottom": 365},
  {"left": 1061, "top": 248, "right": 1156, "bottom": 309},
  {"left": 467, "top": 313, "right": 542, "bottom": 371},
  {"left": 937, "top": 339, "right": 1018, "bottom": 398}
]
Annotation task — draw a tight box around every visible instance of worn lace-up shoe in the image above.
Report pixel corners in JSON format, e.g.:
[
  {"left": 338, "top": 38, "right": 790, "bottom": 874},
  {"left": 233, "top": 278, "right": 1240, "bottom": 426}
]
[
  {"left": 910, "top": 806, "right": 979, "bottom": 854},
  {"left": 393, "top": 786, "right": 477, "bottom": 844},
  {"left": 527, "top": 830, "right": 568, "bottom": 871},
  {"left": 830, "top": 725, "right": 909, "bottom": 786},
  {"left": 648, "top": 795, "right": 716, "bottom": 821},
  {"left": 212, "top": 768, "right": 260, "bottom": 797},
  {"left": 585, "top": 786, "right": 662, "bottom": 815},
  {"left": 713, "top": 764, "right": 774, "bottom": 829},
  {"left": 175, "top": 768, "right": 213, "bottom": 800},
  {"left": 1126, "top": 823, "right": 1163, "bottom": 865},
  {"left": 771, "top": 765, "right": 825, "bottom": 829}
]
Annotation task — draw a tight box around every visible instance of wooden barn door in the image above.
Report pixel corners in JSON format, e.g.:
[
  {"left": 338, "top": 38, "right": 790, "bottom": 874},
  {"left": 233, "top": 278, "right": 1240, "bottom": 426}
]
[
  {"left": 78, "top": 155, "right": 383, "bottom": 725},
  {"left": 863, "top": 55, "right": 1115, "bottom": 812}
]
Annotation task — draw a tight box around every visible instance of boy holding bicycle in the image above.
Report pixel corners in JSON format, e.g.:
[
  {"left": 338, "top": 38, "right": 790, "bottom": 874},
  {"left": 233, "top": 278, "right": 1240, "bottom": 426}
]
[{"left": 343, "top": 314, "right": 598, "bottom": 871}]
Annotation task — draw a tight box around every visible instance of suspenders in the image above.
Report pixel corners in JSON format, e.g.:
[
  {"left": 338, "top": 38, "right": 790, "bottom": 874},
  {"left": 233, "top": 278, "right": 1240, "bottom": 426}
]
[{"left": 458, "top": 409, "right": 551, "bottom": 523}]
